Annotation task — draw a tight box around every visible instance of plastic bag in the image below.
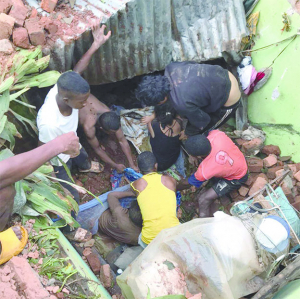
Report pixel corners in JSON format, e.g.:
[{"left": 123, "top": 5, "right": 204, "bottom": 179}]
[{"left": 117, "top": 212, "right": 268, "bottom": 299}]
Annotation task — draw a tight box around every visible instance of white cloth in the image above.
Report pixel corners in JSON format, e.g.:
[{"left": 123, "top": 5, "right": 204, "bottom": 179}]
[
  {"left": 237, "top": 56, "right": 253, "bottom": 90},
  {"left": 37, "top": 84, "right": 79, "bottom": 166}
]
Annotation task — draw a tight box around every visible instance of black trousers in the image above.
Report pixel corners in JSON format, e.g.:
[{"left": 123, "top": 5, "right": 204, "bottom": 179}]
[{"left": 185, "top": 100, "right": 241, "bottom": 136}]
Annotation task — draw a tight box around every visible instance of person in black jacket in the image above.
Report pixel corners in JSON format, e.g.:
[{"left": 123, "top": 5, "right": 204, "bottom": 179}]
[{"left": 135, "top": 61, "right": 241, "bottom": 137}]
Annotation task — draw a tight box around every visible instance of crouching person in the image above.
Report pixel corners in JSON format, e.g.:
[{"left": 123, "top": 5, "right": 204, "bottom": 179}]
[
  {"left": 0, "top": 132, "right": 82, "bottom": 265},
  {"left": 184, "top": 130, "right": 248, "bottom": 218},
  {"left": 98, "top": 191, "right": 142, "bottom": 245}
]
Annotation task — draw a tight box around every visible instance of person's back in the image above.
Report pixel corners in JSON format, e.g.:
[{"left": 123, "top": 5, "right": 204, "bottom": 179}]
[
  {"left": 133, "top": 173, "right": 179, "bottom": 244},
  {"left": 165, "top": 62, "right": 231, "bottom": 117},
  {"left": 148, "top": 101, "right": 182, "bottom": 171},
  {"left": 131, "top": 152, "right": 180, "bottom": 247},
  {"left": 195, "top": 130, "right": 247, "bottom": 181}
]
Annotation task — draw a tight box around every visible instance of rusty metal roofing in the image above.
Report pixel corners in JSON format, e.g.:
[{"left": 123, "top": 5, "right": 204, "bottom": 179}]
[{"left": 36, "top": 0, "right": 247, "bottom": 84}]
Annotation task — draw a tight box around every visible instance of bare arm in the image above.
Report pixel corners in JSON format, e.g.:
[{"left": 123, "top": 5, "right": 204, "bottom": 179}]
[
  {"left": 73, "top": 22, "right": 111, "bottom": 75},
  {"left": 0, "top": 132, "right": 79, "bottom": 189},
  {"left": 115, "top": 129, "right": 138, "bottom": 171},
  {"left": 147, "top": 122, "right": 155, "bottom": 138},
  {"left": 107, "top": 190, "right": 136, "bottom": 210},
  {"left": 84, "top": 124, "right": 126, "bottom": 172}
]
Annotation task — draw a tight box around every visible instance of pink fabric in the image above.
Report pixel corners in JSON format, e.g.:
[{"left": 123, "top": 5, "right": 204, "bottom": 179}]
[
  {"left": 244, "top": 71, "right": 266, "bottom": 95},
  {"left": 195, "top": 130, "right": 248, "bottom": 181}
]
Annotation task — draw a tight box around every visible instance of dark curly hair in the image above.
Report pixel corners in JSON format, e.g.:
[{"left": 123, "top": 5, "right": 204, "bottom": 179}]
[
  {"left": 184, "top": 135, "right": 211, "bottom": 157},
  {"left": 154, "top": 101, "right": 177, "bottom": 129},
  {"left": 135, "top": 75, "right": 171, "bottom": 106}
]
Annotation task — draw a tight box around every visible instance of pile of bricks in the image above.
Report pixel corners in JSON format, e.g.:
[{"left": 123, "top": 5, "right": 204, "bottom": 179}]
[
  {"left": 230, "top": 138, "right": 300, "bottom": 211},
  {"left": 0, "top": 0, "right": 58, "bottom": 53}
]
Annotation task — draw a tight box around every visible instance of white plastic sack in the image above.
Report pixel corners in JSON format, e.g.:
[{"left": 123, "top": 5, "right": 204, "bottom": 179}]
[{"left": 117, "top": 212, "right": 267, "bottom": 299}]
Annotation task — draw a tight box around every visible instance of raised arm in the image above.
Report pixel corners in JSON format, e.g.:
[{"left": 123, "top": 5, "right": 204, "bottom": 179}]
[
  {"left": 73, "top": 22, "right": 111, "bottom": 75},
  {"left": 0, "top": 132, "right": 79, "bottom": 189},
  {"left": 115, "top": 128, "right": 138, "bottom": 171},
  {"left": 83, "top": 123, "right": 126, "bottom": 173}
]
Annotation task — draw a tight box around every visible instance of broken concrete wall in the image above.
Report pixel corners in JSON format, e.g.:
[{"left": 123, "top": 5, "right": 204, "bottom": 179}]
[
  {"left": 38, "top": 0, "right": 247, "bottom": 84},
  {"left": 248, "top": 0, "right": 300, "bottom": 162}
]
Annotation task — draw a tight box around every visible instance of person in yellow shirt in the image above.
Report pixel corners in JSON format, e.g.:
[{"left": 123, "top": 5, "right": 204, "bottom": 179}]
[{"left": 129, "top": 151, "right": 180, "bottom": 248}]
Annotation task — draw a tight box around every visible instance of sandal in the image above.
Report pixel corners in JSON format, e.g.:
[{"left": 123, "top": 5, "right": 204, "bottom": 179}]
[
  {"left": 79, "top": 161, "right": 104, "bottom": 173},
  {"left": 64, "top": 228, "right": 92, "bottom": 243},
  {"left": 0, "top": 226, "right": 28, "bottom": 265}
]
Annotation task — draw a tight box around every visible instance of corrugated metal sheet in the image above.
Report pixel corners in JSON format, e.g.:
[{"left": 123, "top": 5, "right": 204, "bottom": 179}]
[
  {"left": 171, "top": 0, "right": 248, "bottom": 62},
  {"left": 35, "top": 0, "right": 247, "bottom": 84}
]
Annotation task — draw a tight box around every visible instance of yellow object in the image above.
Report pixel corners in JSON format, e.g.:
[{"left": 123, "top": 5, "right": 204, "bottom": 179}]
[
  {"left": 242, "top": 11, "right": 260, "bottom": 45},
  {"left": 0, "top": 226, "right": 28, "bottom": 265},
  {"left": 131, "top": 173, "right": 179, "bottom": 244}
]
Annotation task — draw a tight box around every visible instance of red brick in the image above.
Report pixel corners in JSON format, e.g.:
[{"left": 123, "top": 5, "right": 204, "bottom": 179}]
[
  {"left": 0, "top": 39, "right": 13, "bottom": 54},
  {"left": 12, "top": 27, "right": 30, "bottom": 48},
  {"left": 261, "top": 145, "right": 281, "bottom": 156},
  {"left": 267, "top": 166, "right": 284, "bottom": 179},
  {"left": 249, "top": 177, "right": 268, "bottom": 196},
  {"left": 294, "top": 171, "right": 300, "bottom": 182},
  {"left": 100, "top": 264, "right": 112, "bottom": 288},
  {"left": 233, "top": 195, "right": 245, "bottom": 202},
  {"left": 25, "top": 18, "right": 45, "bottom": 46},
  {"left": 277, "top": 161, "right": 284, "bottom": 166},
  {"left": 281, "top": 184, "right": 294, "bottom": 204},
  {"left": 86, "top": 253, "right": 101, "bottom": 274},
  {"left": 9, "top": 3, "right": 28, "bottom": 26},
  {"left": 0, "top": 0, "right": 12, "bottom": 13},
  {"left": 247, "top": 157, "right": 263, "bottom": 173},
  {"left": 83, "top": 247, "right": 92, "bottom": 256},
  {"left": 296, "top": 182, "right": 300, "bottom": 193},
  {"left": 263, "top": 154, "right": 277, "bottom": 168},
  {"left": 244, "top": 174, "right": 255, "bottom": 186},
  {"left": 292, "top": 200, "right": 300, "bottom": 211},
  {"left": 276, "top": 169, "right": 286, "bottom": 178},
  {"left": 39, "top": 16, "right": 58, "bottom": 35},
  {"left": 30, "top": 7, "right": 38, "bottom": 18},
  {"left": 257, "top": 173, "right": 269, "bottom": 181},
  {"left": 0, "top": 13, "right": 15, "bottom": 39},
  {"left": 40, "top": 0, "right": 58, "bottom": 13},
  {"left": 235, "top": 138, "right": 247, "bottom": 147},
  {"left": 295, "top": 163, "right": 300, "bottom": 172},
  {"left": 238, "top": 186, "right": 249, "bottom": 197},
  {"left": 288, "top": 164, "right": 298, "bottom": 175},
  {"left": 229, "top": 189, "right": 239, "bottom": 199},
  {"left": 242, "top": 138, "right": 264, "bottom": 155}
]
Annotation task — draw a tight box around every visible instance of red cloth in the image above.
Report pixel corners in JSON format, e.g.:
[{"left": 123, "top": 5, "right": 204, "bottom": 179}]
[
  {"left": 245, "top": 71, "right": 265, "bottom": 96},
  {"left": 195, "top": 130, "right": 248, "bottom": 181}
]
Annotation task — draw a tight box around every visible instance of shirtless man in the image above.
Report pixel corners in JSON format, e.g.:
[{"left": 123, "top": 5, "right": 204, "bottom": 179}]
[
  {"left": 0, "top": 132, "right": 80, "bottom": 264},
  {"left": 73, "top": 24, "right": 138, "bottom": 172},
  {"left": 135, "top": 61, "right": 241, "bottom": 138}
]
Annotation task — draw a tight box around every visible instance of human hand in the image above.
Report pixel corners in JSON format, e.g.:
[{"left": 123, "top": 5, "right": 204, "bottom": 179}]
[
  {"left": 116, "top": 164, "right": 126, "bottom": 173},
  {"left": 130, "top": 164, "right": 139, "bottom": 172},
  {"left": 179, "top": 130, "right": 188, "bottom": 140},
  {"left": 91, "top": 19, "right": 111, "bottom": 50},
  {"left": 141, "top": 114, "right": 155, "bottom": 125},
  {"left": 60, "top": 132, "right": 80, "bottom": 158}
]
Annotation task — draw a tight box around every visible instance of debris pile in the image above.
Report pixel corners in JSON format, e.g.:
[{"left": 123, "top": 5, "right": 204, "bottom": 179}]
[
  {"left": 230, "top": 129, "right": 300, "bottom": 211},
  {"left": 0, "top": 0, "right": 99, "bottom": 59}
]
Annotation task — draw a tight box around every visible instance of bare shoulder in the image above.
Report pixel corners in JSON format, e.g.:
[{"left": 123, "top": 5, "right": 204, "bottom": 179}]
[
  {"left": 89, "top": 94, "right": 110, "bottom": 114},
  {"left": 161, "top": 175, "right": 177, "bottom": 191},
  {"left": 132, "top": 177, "right": 148, "bottom": 193}
]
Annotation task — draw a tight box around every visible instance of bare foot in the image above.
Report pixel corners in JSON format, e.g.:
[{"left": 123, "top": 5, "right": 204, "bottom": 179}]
[{"left": 0, "top": 226, "right": 22, "bottom": 255}]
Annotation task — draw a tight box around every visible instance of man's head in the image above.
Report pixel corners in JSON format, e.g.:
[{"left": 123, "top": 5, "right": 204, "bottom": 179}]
[
  {"left": 129, "top": 201, "right": 143, "bottom": 227},
  {"left": 135, "top": 75, "right": 171, "bottom": 106},
  {"left": 98, "top": 112, "right": 121, "bottom": 134},
  {"left": 57, "top": 71, "right": 90, "bottom": 109},
  {"left": 184, "top": 135, "right": 212, "bottom": 158},
  {"left": 137, "top": 151, "right": 157, "bottom": 174}
]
